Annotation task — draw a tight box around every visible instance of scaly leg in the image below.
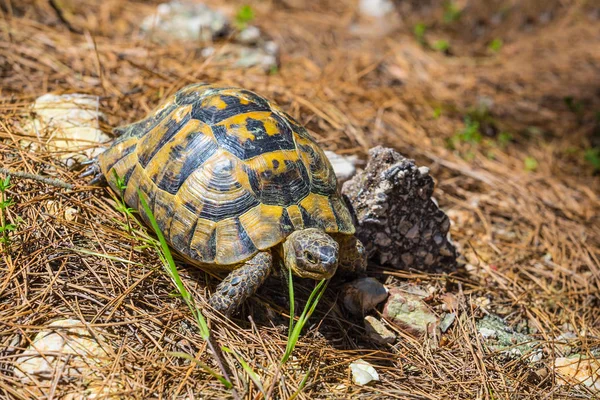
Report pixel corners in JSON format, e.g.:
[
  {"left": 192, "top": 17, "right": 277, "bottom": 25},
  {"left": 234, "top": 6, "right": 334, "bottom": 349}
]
[
  {"left": 337, "top": 236, "right": 367, "bottom": 274},
  {"left": 209, "top": 251, "right": 272, "bottom": 316}
]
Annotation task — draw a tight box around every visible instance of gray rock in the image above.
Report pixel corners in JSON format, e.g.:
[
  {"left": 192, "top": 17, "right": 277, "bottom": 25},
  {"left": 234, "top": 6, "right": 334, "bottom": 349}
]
[
  {"left": 439, "top": 312, "right": 456, "bottom": 333},
  {"left": 382, "top": 288, "right": 438, "bottom": 338},
  {"left": 342, "top": 146, "right": 457, "bottom": 272},
  {"left": 341, "top": 277, "right": 389, "bottom": 316},
  {"left": 359, "top": 0, "right": 395, "bottom": 18},
  {"left": 476, "top": 315, "right": 541, "bottom": 362},
  {"left": 236, "top": 26, "right": 262, "bottom": 45},
  {"left": 364, "top": 316, "right": 396, "bottom": 345},
  {"left": 324, "top": 150, "right": 360, "bottom": 184},
  {"left": 141, "top": 1, "right": 229, "bottom": 42}
]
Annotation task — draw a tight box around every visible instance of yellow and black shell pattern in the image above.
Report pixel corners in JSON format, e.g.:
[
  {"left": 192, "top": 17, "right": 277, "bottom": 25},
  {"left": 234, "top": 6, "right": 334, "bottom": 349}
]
[{"left": 98, "top": 83, "right": 355, "bottom": 268}]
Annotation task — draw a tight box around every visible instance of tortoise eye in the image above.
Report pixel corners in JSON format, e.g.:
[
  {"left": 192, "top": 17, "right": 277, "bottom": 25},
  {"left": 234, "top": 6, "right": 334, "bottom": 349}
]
[{"left": 304, "top": 251, "right": 318, "bottom": 264}]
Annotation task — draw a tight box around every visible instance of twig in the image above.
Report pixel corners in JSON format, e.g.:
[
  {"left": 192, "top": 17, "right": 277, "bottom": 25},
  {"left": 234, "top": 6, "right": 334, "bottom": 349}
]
[
  {"left": 206, "top": 334, "right": 240, "bottom": 400},
  {"left": 0, "top": 167, "right": 74, "bottom": 190},
  {"left": 48, "top": 0, "right": 82, "bottom": 34}
]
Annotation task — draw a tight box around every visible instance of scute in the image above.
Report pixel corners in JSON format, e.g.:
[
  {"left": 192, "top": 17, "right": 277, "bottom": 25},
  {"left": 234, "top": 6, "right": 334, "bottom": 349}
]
[{"left": 98, "top": 83, "right": 355, "bottom": 267}]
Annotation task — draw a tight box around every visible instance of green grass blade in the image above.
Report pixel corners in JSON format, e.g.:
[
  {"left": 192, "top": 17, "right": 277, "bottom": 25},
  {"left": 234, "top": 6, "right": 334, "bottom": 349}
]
[
  {"left": 137, "top": 189, "right": 210, "bottom": 340},
  {"left": 287, "top": 266, "right": 295, "bottom": 334},
  {"left": 168, "top": 352, "right": 232, "bottom": 389},
  {"left": 222, "top": 346, "right": 265, "bottom": 395},
  {"left": 281, "top": 278, "right": 328, "bottom": 364}
]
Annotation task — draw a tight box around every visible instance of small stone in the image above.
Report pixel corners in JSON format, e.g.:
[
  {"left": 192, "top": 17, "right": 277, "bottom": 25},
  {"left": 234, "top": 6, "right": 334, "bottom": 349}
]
[
  {"left": 349, "top": 359, "right": 379, "bottom": 385},
  {"left": 439, "top": 313, "right": 456, "bottom": 333},
  {"left": 382, "top": 287, "right": 438, "bottom": 337},
  {"left": 358, "top": 0, "right": 394, "bottom": 18},
  {"left": 476, "top": 315, "right": 539, "bottom": 360},
  {"left": 324, "top": 150, "right": 360, "bottom": 184},
  {"left": 23, "top": 94, "right": 109, "bottom": 164},
  {"left": 14, "top": 319, "right": 117, "bottom": 399},
  {"left": 64, "top": 207, "right": 79, "bottom": 222},
  {"left": 201, "top": 46, "right": 215, "bottom": 57},
  {"left": 555, "top": 356, "right": 600, "bottom": 393},
  {"left": 554, "top": 331, "right": 578, "bottom": 356},
  {"left": 364, "top": 316, "right": 396, "bottom": 345},
  {"left": 236, "top": 26, "right": 261, "bottom": 45},
  {"left": 235, "top": 47, "right": 278, "bottom": 71},
  {"left": 141, "top": 1, "right": 229, "bottom": 42},
  {"left": 264, "top": 41, "right": 279, "bottom": 55},
  {"left": 473, "top": 296, "right": 491, "bottom": 310},
  {"left": 342, "top": 277, "right": 389, "bottom": 316},
  {"left": 479, "top": 327, "right": 497, "bottom": 339}
]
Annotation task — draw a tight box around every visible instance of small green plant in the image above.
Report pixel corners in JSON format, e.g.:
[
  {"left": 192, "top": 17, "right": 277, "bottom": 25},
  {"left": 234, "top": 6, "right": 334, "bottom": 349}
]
[
  {"left": 222, "top": 346, "right": 265, "bottom": 396},
  {"left": 488, "top": 38, "right": 503, "bottom": 53},
  {"left": 584, "top": 147, "right": 600, "bottom": 172},
  {"left": 110, "top": 171, "right": 137, "bottom": 234},
  {"left": 432, "top": 39, "right": 450, "bottom": 52},
  {"left": 454, "top": 117, "right": 483, "bottom": 145},
  {"left": 138, "top": 190, "right": 234, "bottom": 390},
  {"left": 280, "top": 267, "right": 328, "bottom": 364},
  {"left": 432, "top": 107, "right": 443, "bottom": 119},
  {"left": 0, "top": 176, "right": 16, "bottom": 248},
  {"left": 563, "top": 96, "right": 584, "bottom": 115},
  {"left": 443, "top": 1, "right": 461, "bottom": 23},
  {"left": 413, "top": 23, "right": 427, "bottom": 45},
  {"left": 235, "top": 5, "right": 255, "bottom": 30},
  {"left": 497, "top": 132, "right": 513, "bottom": 148},
  {"left": 524, "top": 156, "right": 538, "bottom": 172}
]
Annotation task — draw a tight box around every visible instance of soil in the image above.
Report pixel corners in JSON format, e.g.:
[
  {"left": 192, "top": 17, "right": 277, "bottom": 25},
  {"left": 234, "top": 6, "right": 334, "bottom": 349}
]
[{"left": 0, "top": 0, "right": 599, "bottom": 399}]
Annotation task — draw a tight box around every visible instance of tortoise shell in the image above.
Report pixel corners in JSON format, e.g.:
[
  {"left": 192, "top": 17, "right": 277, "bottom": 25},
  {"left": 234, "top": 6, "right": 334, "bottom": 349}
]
[{"left": 98, "top": 83, "right": 355, "bottom": 267}]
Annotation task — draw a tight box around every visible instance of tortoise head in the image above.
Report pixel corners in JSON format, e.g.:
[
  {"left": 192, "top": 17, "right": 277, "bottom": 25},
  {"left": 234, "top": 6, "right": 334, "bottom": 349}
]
[{"left": 282, "top": 228, "right": 339, "bottom": 280}]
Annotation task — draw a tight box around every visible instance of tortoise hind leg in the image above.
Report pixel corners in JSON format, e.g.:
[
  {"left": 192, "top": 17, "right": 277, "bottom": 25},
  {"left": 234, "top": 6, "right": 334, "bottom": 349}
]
[
  {"left": 209, "top": 251, "right": 272, "bottom": 316},
  {"left": 337, "top": 236, "right": 367, "bottom": 274}
]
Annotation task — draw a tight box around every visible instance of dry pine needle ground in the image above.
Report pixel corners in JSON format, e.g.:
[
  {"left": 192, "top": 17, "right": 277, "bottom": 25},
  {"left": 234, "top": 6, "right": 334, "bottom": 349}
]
[{"left": 0, "top": 0, "right": 599, "bottom": 399}]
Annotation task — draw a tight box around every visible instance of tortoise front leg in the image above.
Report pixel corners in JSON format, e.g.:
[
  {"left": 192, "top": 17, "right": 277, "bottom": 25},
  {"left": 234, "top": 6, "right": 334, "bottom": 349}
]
[
  {"left": 209, "top": 251, "right": 272, "bottom": 316},
  {"left": 337, "top": 236, "right": 367, "bottom": 274}
]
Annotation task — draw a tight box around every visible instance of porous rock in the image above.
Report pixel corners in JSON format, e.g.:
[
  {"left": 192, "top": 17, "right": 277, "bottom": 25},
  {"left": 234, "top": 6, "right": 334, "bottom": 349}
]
[{"left": 342, "top": 146, "right": 457, "bottom": 272}]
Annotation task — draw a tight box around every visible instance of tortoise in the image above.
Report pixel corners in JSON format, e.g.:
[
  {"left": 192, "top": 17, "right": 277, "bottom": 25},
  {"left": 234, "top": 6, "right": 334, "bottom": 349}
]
[{"left": 85, "top": 83, "right": 367, "bottom": 316}]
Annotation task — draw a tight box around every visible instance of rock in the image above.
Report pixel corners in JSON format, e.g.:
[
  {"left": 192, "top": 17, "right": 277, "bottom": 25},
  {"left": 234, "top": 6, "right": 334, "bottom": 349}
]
[
  {"left": 554, "top": 331, "right": 578, "bottom": 356},
  {"left": 476, "top": 315, "right": 541, "bottom": 362},
  {"left": 349, "top": 359, "right": 379, "bottom": 385},
  {"left": 234, "top": 45, "right": 279, "bottom": 71},
  {"left": 364, "top": 316, "right": 396, "bottom": 345},
  {"left": 14, "top": 319, "right": 117, "bottom": 399},
  {"left": 23, "top": 94, "right": 109, "bottom": 165},
  {"left": 555, "top": 356, "right": 600, "bottom": 393},
  {"left": 439, "top": 313, "right": 456, "bottom": 333},
  {"left": 358, "top": 0, "right": 394, "bottom": 18},
  {"left": 341, "top": 277, "right": 389, "bottom": 316},
  {"left": 342, "top": 146, "right": 457, "bottom": 272},
  {"left": 324, "top": 150, "right": 360, "bottom": 184},
  {"left": 382, "top": 287, "right": 438, "bottom": 338},
  {"left": 236, "top": 26, "right": 262, "bottom": 45},
  {"left": 43, "top": 200, "right": 79, "bottom": 222},
  {"left": 141, "top": 1, "right": 228, "bottom": 42}
]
